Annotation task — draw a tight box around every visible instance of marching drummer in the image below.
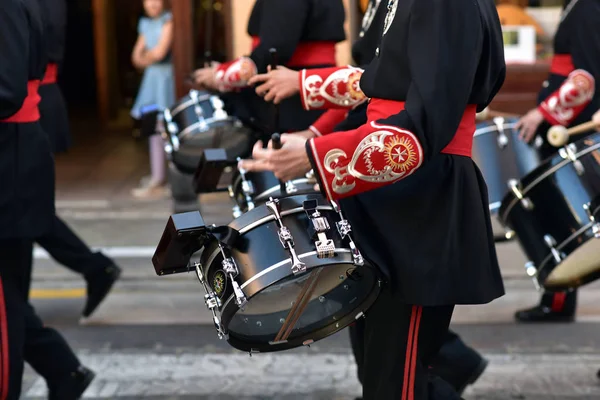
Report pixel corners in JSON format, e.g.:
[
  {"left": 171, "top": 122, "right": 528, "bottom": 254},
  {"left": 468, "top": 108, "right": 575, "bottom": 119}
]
[
  {"left": 0, "top": 0, "right": 95, "bottom": 397},
  {"left": 513, "top": 0, "right": 600, "bottom": 324},
  {"left": 192, "top": 0, "right": 346, "bottom": 136},
  {"left": 247, "top": 0, "right": 489, "bottom": 395},
  {"left": 240, "top": 0, "right": 507, "bottom": 397}
]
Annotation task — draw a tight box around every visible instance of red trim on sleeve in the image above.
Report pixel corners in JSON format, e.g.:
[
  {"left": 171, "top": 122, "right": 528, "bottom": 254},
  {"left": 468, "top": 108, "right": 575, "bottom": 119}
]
[
  {"left": 538, "top": 69, "right": 595, "bottom": 126},
  {"left": 214, "top": 57, "right": 258, "bottom": 91},
  {"left": 311, "top": 109, "right": 348, "bottom": 136},
  {"left": 0, "top": 80, "right": 41, "bottom": 123},
  {"left": 300, "top": 66, "right": 366, "bottom": 111},
  {"left": 308, "top": 99, "right": 477, "bottom": 201}
]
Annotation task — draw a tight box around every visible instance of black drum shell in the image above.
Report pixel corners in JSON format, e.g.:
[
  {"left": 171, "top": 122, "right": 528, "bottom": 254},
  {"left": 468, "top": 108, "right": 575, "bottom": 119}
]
[
  {"left": 230, "top": 170, "right": 317, "bottom": 212},
  {"left": 199, "top": 193, "right": 382, "bottom": 352},
  {"left": 499, "top": 134, "right": 600, "bottom": 289},
  {"left": 166, "top": 91, "right": 252, "bottom": 174},
  {"left": 472, "top": 117, "right": 542, "bottom": 214}
]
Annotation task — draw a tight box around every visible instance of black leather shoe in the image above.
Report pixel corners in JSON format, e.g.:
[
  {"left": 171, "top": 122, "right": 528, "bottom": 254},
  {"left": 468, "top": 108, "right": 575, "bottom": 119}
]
[
  {"left": 514, "top": 304, "right": 575, "bottom": 322},
  {"left": 82, "top": 264, "right": 122, "bottom": 317},
  {"left": 430, "top": 331, "right": 488, "bottom": 395},
  {"left": 514, "top": 290, "right": 576, "bottom": 323},
  {"left": 48, "top": 365, "right": 95, "bottom": 400}
]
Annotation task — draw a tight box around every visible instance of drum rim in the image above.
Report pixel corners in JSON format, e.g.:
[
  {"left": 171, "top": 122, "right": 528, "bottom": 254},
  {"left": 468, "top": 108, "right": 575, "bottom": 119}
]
[
  {"left": 473, "top": 120, "right": 517, "bottom": 137},
  {"left": 169, "top": 92, "right": 212, "bottom": 116},
  {"left": 535, "top": 221, "right": 599, "bottom": 289},
  {"left": 176, "top": 117, "right": 236, "bottom": 140},
  {"left": 499, "top": 138, "right": 600, "bottom": 223},
  {"left": 254, "top": 178, "right": 315, "bottom": 200}
]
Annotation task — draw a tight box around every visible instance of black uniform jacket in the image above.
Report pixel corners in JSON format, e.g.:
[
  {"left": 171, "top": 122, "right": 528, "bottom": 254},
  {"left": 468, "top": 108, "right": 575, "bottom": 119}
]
[
  {"left": 0, "top": 0, "right": 55, "bottom": 240},
  {"left": 307, "top": 0, "right": 507, "bottom": 306},
  {"left": 535, "top": 0, "right": 600, "bottom": 157},
  {"left": 225, "top": 0, "right": 346, "bottom": 136},
  {"left": 37, "top": 0, "right": 71, "bottom": 153},
  {"left": 331, "top": 0, "right": 386, "bottom": 133}
]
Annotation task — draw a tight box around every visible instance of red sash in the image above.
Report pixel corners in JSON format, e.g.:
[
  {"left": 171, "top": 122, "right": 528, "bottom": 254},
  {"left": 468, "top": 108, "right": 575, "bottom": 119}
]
[
  {"left": 251, "top": 37, "right": 336, "bottom": 68},
  {"left": 550, "top": 54, "right": 575, "bottom": 77},
  {"left": 41, "top": 63, "right": 58, "bottom": 85},
  {"left": 0, "top": 80, "right": 41, "bottom": 123},
  {"left": 366, "top": 99, "right": 477, "bottom": 158}
]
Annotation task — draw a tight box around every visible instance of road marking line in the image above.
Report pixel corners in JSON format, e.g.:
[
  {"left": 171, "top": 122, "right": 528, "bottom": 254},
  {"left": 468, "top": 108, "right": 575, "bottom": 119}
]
[
  {"left": 56, "top": 200, "right": 111, "bottom": 209},
  {"left": 29, "top": 288, "right": 85, "bottom": 299},
  {"left": 34, "top": 246, "right": 156, "bottom": 259}
]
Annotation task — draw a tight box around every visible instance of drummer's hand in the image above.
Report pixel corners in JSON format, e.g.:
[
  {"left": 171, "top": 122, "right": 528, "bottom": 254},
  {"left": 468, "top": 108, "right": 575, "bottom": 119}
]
[
  {"left": 516, "top": 108, "right": 544, "bottom": 143},
  {"left": 238, "top": 134, "right": 311, "bottom": 182},
  {"left": 593, "top": 109, "right": 600, "bottom": 131},
  {"left": 248, "top": 66, "right": 300, "bottom": 104},
  {"left": 193, "top": 63, "right": 220, "bottom": 91}
]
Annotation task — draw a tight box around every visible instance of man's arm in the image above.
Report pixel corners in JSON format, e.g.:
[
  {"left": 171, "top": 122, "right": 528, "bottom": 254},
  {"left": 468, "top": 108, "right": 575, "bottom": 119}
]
[
  {"left": 537, "top": 2, "right": 599, "bottom": 126},
  {"left": 307, "top": 0, "right": 483, "bottom": 200},
  {"left": 0, "top": 0, "right": 29, "bottom": 119}
]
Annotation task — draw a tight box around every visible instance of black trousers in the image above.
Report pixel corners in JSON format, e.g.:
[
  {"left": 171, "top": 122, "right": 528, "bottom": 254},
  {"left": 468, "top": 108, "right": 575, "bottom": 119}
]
[
  {"left": 0, "top": 239, "right": 80, "bottom": 399},
  {"left": 36, "top": 215, "right": 112, "bottom": 276},
  {"left": 361, "top": 284, "right": 460, "bottom": 400}
]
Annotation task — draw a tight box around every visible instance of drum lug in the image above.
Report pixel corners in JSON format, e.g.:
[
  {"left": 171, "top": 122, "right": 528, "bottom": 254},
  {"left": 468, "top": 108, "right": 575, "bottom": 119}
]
[
  {"left": 559, "top": 144, "right": 585, "bottom": 175},
  {"left": 162, "top": 109, "right": 180, "bottom": 151},
  {"left": 210, "top": 95, "right": 228, "bottom": 120},
  {"left": 330, "top": 200, "right": 365, "bottom": 266},
  {"left": 583, "top": 203, "right": 600, "bottom": 238},
  {"left": 236, "top": 158, "right": 256, "bottom": 210},
  {"left": 492, "top": 117, "right": 508, "bottom": 149},
  {"left": 507, "top": 179, "right": 534, "bottom": 210},
  {"left": 194, "top": 263, "right": 227, "bottom": 340},
  {"left": 543, "top": 234, "right": 563, "bottom": 263},
  {"left": 285, "top": 181, "right": 299, "bottom": 195},
  {"left": 266, "top": 198, "right": 307, "bottom": 275},
  {"left": 189, "top": 90, "right": 209, "bottom": 131},
  {"left": 524, "top": 261, "right": 541, "bottom": 291},
  {"left": 303, "top": 200, "right": 335, "bottom": 259},
  {"left": 218, "top": 244, "right": 248, "bottom": 308}
]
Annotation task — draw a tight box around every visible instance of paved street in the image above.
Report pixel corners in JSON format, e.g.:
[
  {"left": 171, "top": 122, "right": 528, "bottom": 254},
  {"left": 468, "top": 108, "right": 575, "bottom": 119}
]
[{"left": 18, "top": 193, "right": 600, "bottom": 399}]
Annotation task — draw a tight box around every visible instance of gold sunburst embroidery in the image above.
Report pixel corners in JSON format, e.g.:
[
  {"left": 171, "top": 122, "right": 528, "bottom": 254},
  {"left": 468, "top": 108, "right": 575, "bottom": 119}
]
[
  {"left": 347, "top": 72, "right": 365, "bottom": 101},
  {"left": 385, "top": 135, "right": 418, "bottom": 172}
]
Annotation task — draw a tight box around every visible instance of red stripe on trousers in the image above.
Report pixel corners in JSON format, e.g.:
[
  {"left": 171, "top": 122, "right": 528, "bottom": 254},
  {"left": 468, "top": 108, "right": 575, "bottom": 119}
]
[
  {"left": 402, "top": 306, "right": 418, "bottom": 400},
  {"left": 408, "top": 307, "right": 423, "bottom": 400},
  {"left": 551, "top": 292, "right": 567, "bottom": 312},
  {"left": 0, "top": 277, "right": 9, "bottom": 400}
]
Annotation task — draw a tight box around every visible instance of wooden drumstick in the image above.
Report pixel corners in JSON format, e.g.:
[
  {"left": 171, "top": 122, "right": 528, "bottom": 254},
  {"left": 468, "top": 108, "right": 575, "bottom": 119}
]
[{"left": 547, "top": 120, "right": 600, "bottom": 147}]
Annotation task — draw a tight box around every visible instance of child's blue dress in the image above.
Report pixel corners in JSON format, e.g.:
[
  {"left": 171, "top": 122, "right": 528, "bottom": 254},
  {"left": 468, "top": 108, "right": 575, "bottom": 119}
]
[{"left": 130, "top": 11, "right": 175, "bottom": 119}]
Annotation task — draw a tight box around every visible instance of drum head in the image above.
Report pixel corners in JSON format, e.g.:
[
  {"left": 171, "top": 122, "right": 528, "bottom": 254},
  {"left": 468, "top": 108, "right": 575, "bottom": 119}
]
[
  {"left": 544, "top": 238, "right": 600, "bottom": 288},
  {"left": 227, "top": 262, "right": 379, "bottom": 352}
]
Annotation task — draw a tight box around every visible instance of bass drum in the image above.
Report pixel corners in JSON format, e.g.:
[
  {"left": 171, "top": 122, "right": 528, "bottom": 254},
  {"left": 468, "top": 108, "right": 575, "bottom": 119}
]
[
  {"left": 229, "top": 170, "right": 318, "bottom": 216},
  {"left": 499, "top": 134, "right": 600, "bottom": 290},
  {"left": 198, "top": 194, "right": 382, "bottom": 353}
]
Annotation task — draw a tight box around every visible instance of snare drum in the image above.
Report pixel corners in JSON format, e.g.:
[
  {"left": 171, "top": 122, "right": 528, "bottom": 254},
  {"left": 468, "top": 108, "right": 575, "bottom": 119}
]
[
  {"left": 196, "top": 194, "right": 382, "bottom": 352},
  {"left": 499, "top": 134, "right": 600, "bottom": 290},
  {"left": 162, "top": 90, "right": 251, "bottom": 174},
  {"left": 472, "top": 117, "right": 543, "bottom": 214},
  {"left": 229, "top": 170, "right": 318, "bottom": 217}
]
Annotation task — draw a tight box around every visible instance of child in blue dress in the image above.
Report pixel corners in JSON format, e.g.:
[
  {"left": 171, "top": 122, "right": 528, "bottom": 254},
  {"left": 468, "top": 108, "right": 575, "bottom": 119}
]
[{"left": 130, "top": 0, "right": 174, "bottom": 198}]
